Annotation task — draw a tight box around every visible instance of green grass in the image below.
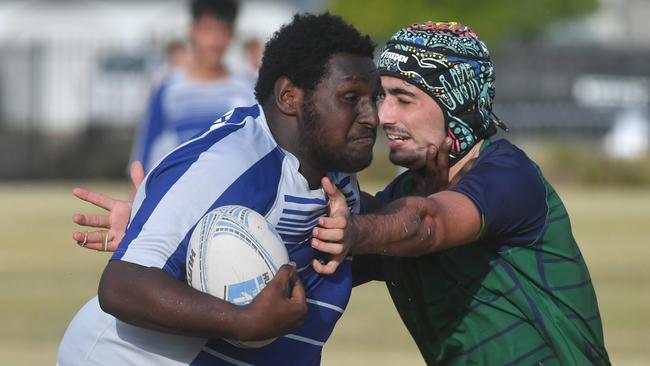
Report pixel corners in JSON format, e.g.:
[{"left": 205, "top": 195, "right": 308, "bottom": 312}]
[{"left": 0, "top": 181, "right": 648, "bottom": 365}]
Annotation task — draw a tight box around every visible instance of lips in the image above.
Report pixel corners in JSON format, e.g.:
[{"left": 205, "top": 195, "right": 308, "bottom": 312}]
[
  {"left": 386, "top": 134, "right": 410, "bottom": 142},
  {"left": 384, "top": 127, "right": 410, "bottom": 142},
  {"left": 351, "top": 135, "right": 376, "bottom": 146}
]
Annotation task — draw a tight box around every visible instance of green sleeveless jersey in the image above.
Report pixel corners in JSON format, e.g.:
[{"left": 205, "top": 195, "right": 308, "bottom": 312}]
[{"left": 377, "top": 140, "right": 609, "bottom": 365}]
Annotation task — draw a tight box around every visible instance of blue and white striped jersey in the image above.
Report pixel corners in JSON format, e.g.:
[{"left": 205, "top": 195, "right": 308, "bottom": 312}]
[
  {"left": 59, "top": 105, "right": 361, "bottom": 366},
  {"left": 132, "top": 70, "right": 256, "bottom": 172}
]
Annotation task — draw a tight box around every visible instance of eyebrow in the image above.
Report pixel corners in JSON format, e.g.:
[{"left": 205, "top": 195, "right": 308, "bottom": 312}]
[
  {"left": 384, "top": 87, "right": 416, "bottom": 97},
  {"left": 339, "top": 75, "right": 370, "bottom": 83}
]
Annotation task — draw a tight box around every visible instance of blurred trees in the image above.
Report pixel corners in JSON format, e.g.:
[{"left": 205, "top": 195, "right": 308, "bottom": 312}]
[{"left": 326, "top": 0, "right": 599, "bottom": 46}]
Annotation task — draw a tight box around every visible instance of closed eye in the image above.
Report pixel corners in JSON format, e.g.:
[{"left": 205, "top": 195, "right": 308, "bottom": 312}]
[{"left": 343, "top": 93, "right": 359, "bottom": 103}]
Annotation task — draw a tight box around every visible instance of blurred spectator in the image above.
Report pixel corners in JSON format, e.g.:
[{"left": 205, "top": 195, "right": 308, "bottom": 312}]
[
  {"left": 166, "top": 40, "right": 190, "bottom": 70},
  {"left": 132, "top": 0, "right": 256, "bottom": 172},
  {"left": 150, "top": 40, "right": 189, "bottom": 86},
  {"left": 243, "top": 37, "right": 263, "bottom": 79}
]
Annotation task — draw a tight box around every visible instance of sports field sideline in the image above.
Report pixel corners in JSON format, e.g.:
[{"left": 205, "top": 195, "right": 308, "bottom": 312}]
[{"left": 0, "top": 181, "right": 648, "bottom": 365}]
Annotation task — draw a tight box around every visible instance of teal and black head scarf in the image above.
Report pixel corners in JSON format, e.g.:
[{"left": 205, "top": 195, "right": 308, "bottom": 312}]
[{"left": 377, "top": 21, "right": 507, "bottom": 165}]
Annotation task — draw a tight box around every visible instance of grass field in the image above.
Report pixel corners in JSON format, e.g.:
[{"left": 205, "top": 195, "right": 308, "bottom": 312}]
[{"left": 0, "top": 181, "right": 648, "bottom": 365}]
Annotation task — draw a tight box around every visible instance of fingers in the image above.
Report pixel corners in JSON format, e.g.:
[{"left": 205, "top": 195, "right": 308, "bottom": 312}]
[
  {"left": 72, "top": 213, "right": 110, "bottom": 228},
  {"left": 72, "top": 187, "right": 115, "bottom": 211},
  {"left": 310, "top": 238, "right": 346, "bottom": 255},
  {"left": 436, "top": 137, "right": 451, "bottom": 184},
  {"left": 272, "top": 264, "right": 306, "bottom": 303},
  {"left": 73, "top": 230, "right": 117, "bottom": 252},
  {"left": 311, "top": 256, "right": 342, "bottom": 275},
  {"left": 130, "top": 161, "right": 145, "bottom": 192},
  {"left": 317, "top": 216, "right": 346, "bottom": 229},
  {"left": 73, "top": 229, "right": 106, "bottom": 244},
  {"left": 425, "top": 145, "right": 439, "bottom": 170},
  {"left": 312, "top": 226, "right": 344, "bottom": 242}
]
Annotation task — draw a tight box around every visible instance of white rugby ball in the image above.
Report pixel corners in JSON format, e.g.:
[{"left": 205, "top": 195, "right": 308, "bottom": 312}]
[{"left": 186, "top": 205, "right": 289, "bottom": 348}]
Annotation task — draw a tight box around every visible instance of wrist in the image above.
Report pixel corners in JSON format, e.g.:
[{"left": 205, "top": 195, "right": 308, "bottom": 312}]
[{"left": 348, "top": 214, "right": 366, "bottom": 254}]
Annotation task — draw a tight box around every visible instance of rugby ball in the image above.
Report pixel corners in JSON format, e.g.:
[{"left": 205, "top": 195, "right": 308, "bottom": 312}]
[{"left": 186, "top": 205, "right": 289, "bottom": 348}]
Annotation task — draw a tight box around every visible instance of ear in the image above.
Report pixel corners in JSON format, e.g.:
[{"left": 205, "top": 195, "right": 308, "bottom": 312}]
[{"left": 274, "top": 76, "right": 304, "bottom": 116}]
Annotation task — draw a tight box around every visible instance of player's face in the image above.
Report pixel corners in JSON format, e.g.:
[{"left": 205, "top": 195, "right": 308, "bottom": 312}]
[
  {"left": 378, "top": 76, "right": 446, "bottom": 169},
  {"left": 190, "top": 15, "right": 233, "bottom": 68},
  {"left": 298, "top": 53, "right": 380, "bottom": 173}
]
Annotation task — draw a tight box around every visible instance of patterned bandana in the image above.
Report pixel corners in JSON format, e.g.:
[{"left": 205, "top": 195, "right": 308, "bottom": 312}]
[{"left": 377, "top": 21, "right": 506, "bottom": 165}]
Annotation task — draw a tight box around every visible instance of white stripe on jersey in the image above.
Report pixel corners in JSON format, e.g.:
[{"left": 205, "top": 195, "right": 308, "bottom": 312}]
[
  {"left": 306, "top": 298, "right": 344, "bottom": 314},
  {"left": 282, "top": 334, "right": 326, "bottom": 347},
  {"left": 201, "top": 348, "right": 255, "bottom": 366}
]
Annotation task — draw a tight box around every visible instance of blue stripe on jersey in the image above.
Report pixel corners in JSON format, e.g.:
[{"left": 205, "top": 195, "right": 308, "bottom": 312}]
[
  {"left": 335, "top": 176, "right": 351, "bottom": 189},
  {"left": 453, "top": 320, "right": 526, "bottom": 358},
  {"left": 134, "top": 79, "right": 169, "bottom": 172},
  {"left": 277, "top": 220, "right": 319, "bottom": 229},
  {"left": 196, "top": 338, "right": 322, "bottom": 366},
  {"left": 502, "top": 343, "right": 548, "bottom": 366},
  {"left": 549, "top": 279, "right": 592, "bottom": 291},
  {"left": 161, "top": 148, "right": 284, "bottom": 278},
  {"left": 284, "top": 195, "right": 327, "bottom": 205},
  {"left": 543, "top": 252, "right": 583, "bottom": 264},
  {"left": 113, "top": 121, "right": 248, "bottom": 262},
  {"left": 282, "top": 208, "right": 328, "bottom": 217},
  {"left": 279, "top": 217, "right": 317, "bottom": 225},
  {"left": 498, "top": 259, "right": 560, "bottom": 358}
]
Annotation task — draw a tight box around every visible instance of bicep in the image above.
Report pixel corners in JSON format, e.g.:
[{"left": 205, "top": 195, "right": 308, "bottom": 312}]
[{"left": 429, "top": 190, "right": 481, "bottom": 250}]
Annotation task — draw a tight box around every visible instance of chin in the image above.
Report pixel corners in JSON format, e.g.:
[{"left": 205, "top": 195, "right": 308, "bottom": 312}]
[
  {"left": 389, "top": 153, "right": 422, "bottom": 170},
  {"left": 334, "top": 153, "right": 373, "bottom": 173}
]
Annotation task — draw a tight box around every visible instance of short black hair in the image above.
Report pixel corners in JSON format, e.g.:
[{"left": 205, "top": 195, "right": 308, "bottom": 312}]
[
  {"left": 190, "top": 0, "right": 238, "bottom": 23},
  {"left": 254, "top": 13, "right": 376, "bottom": 103}
]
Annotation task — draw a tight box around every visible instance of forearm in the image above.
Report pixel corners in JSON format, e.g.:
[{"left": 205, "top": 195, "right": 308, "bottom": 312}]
[
  {"left": 98, "top": 260, "right": 250, "bottom": 340},
  {"left": 350, "top": 196, "right": 441, "bottom": 257}
]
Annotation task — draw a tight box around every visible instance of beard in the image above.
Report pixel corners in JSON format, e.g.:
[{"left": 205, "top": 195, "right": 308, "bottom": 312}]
[
  {"left": 388, "top": 148, "right": 426, "bottom": 170},
  {"left": 298, "top": 97, "right": 373, "bottom": 174}
]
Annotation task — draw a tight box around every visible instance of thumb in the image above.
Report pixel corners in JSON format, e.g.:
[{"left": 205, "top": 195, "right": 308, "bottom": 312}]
[
  {"left": 271, "top": 263, "right": 294, "bottom": 287},
  {"left": 321, "top": 177, "right": 347, "bottom": 216},
  {"left": 321, "top": 176, "right": 340, "bottom": 198},
  {"left": 288, "top": 266, "right": 305, "bottom": 303}
]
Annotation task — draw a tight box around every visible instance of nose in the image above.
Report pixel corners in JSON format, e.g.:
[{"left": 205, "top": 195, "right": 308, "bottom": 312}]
[
  {"left": 357, "top": 98, "right": 379, "bottom": 129},
  {"left": 378, "top": 97, "right": 397, "bottom": 127}
]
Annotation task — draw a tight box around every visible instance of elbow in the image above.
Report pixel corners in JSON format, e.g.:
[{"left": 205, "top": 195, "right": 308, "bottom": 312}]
[{"left": 97, "top": 261, "right": 129, "bottom": 318}]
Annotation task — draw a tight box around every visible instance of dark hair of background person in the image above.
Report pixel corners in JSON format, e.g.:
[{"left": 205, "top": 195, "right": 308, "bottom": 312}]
[
  {"left": 190, "top": 0, "right": 239, "bottom": 23},
  {"left": 254, "top": 13, "right": 376, "bottom": 103}
]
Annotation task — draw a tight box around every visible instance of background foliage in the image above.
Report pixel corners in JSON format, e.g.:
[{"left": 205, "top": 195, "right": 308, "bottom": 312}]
[{"left": 327, "top": 0, "right": 599, "bottom": 45}]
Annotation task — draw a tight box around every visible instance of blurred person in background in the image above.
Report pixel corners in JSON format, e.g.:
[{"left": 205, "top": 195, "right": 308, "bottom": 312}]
[
  {"left": 312, "top": 21, "right": 611, "bottom": 365},
  {"left": 132, "top": 0, "right": 256, "bottom": 173},
  {"left": 243, "top": 37, "right": 263, "bottom": 80},
  {"left": 150, "top": 40, "right": 190, "bottom": 86}
]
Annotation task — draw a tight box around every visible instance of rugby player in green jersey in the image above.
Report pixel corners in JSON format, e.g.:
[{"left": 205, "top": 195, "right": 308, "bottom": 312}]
[{"left": 311, "top": 22, "right": 611, "bottom": 365}]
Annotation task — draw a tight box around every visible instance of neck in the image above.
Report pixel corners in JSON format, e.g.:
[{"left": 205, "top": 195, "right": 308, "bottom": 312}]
[
  {"left": 262, "top": 105, "right": 325, "bottom": 190},
  {"left": 185, "top": 56, "right": 227, "bottom": 81},
  {"left": 449, "top": 140, "right": 483, "bottom": 180}
]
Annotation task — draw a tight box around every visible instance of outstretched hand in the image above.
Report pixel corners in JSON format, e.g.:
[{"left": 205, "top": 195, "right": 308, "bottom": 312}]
[
  {"left": 72, "top": 161, "right": 144, "bottom": 252},
  {"left": 411, "top": 137, "right": 452, "bottom": 196},
  {"left": 311, "top": 177, "right": 355, "bottom": 275}
]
